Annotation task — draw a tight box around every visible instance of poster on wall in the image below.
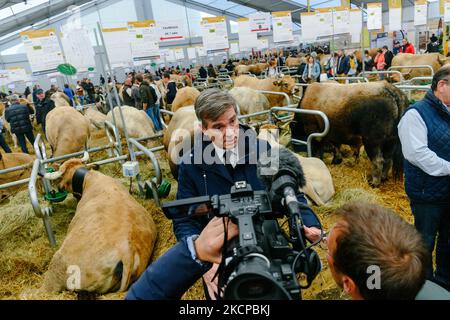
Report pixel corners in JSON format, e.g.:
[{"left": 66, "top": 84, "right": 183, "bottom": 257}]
[
  {"left": 158, "top": 19, "right": 186, "bottom": 42},
  {"left": 8, "top": 68, "right": 30, "bottom": 82},
  {"left": 187, "top": 47, "right": 197, "bottom": 60},
  {"left": 237, "top": 18, "right": 259, "bottom": 50},
  {"left": 102, "top": 27, "right": 132, "bottom": 68},
  {"left": 127, "top": 20, "right": 160, "bottom": 61},
  {"left": 367, "top": 3, "right": 382, "bottom": 30},
  {"left": 230, "top": 42, "right": 240, "bottom": 54},
  {"left": 0, "top": 70, "right": 9, "bottom": 86},
  {"left": 20, "top": 29, "right": 65, "bottom": 76},
  {"left": 389, "top": 0, "right": 402, "bottom": 31},
  {"left": 315, "top": 9, "right": 333, "bottom": 38},
  {"left": 272, "top": 11, "right": 294, "bottom": 43},
  {"left": 200, "top": 16, "right": 229, "bottom": 52},
  {"left": 414, "top": 0, "right": 428, "bottom": 26},
  {"left": 173, "top": 48, "right": 185, "bottom": 60},
  {"left": 61, "top": 27, "right": 96, "bottom": 72},
  {"left": 196, "top": 46, "right": 207, "bottom": 57},
  {"left": 248, "top": 12, "right": 271, "bottom": 33}
]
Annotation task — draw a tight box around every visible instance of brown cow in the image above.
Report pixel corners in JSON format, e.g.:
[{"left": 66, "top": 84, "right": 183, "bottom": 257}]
[
  {"left": 233, "top": 75, "right": 298, "bottom": 107},
  {"left": 290, "top": 81, "right": 409, "bottom": 187},
  {"left": 171, "top": 87, "right": 201, "bottom": 113},
  {"left": 0, "top": 152, "right": 34, "bottom": 199},
  {"left": 285, "top": 56, "right": 305, "bottom": 67},
  {"left": 235, "top": 63, "right": 269, "bottom": 76},
  {"left": 41, "top": 154, "right": 157, "bottom": 294},
  {"left": 390, "top": 53, "right": 450, "bottom": 81}
]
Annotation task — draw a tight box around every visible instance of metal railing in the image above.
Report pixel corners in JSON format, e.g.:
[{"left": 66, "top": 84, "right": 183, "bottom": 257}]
[
  {"left": 359, "top": 70, "right": 404, "bottom": 82},
  {"left": 269, "top": 107, "right": 330, "bottom": 157},
  {"left": 256, "top": 90, "right": 292, "bottom": 108},
  {"left": 331, "top": 76, "right": 369, "bottom": 83},
  {"left": 399, "top": 76, "right": 433, "bottom": 85},
  {"left": 388, "top": 65, "right": 435, "bottom": 77}
]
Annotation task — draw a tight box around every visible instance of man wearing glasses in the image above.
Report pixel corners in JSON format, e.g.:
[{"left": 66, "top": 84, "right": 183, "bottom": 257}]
[{"left": 398, "top": 65, "right": 450, "bottom": 291}]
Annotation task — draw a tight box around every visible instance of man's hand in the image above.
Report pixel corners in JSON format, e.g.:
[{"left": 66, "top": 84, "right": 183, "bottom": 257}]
[
  {"left": 304, "top": 226, "right": 322, "bottom": 243},
  {"left": 194, "top": 217, "right": 239, "bottom": 264}
]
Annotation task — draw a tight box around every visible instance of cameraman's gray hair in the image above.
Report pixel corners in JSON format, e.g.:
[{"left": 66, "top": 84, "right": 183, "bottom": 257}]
[{"left": 195, "top": 88, "right": 237, "bottom": 127}]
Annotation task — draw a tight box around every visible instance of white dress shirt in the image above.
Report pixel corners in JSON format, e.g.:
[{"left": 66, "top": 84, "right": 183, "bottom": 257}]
[
  {"left": 213, "top": 143, "right": 238, "bottom": 168},
  {"left": 398, "top": 109, "right": 450, "bottom": 176}
]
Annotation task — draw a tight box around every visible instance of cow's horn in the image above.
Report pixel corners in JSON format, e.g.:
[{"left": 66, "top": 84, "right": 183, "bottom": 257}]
[
  {"left": 80, "top": 151, "right": 89, "bottom": 163},
  {"left": 44, "top": 171, "right": 63, "bottom": 180}
]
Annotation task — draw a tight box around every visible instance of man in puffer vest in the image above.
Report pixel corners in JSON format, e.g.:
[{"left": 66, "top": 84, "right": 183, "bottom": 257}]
[{"left": 398, "top": 65, "right": 450, "bottom": 291}]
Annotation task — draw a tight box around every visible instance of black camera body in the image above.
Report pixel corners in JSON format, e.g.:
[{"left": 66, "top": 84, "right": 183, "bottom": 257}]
[{"left": 162, "top": 181, "right": 321, "bottom": 300}]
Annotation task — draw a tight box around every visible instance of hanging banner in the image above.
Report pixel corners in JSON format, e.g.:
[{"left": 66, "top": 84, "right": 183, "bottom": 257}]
[
  {"left": 196, "top": 46, "right": 207, "bottom": 57},
  {"left": 316, "top": 9, "right": 333, "bottom": 38},
  {"left": 173, "top": 48, "right": 185, "bottom": 60},
  {"left": 257, "top": 38, "right": 269, "bottom": 50},
  {"left": 414, "top": 0, "right": 428, "bottom": 26},
  {"left": 230, "top": 42, "right": 240, "bottom": 54},
  {"left": 102, "top": 27, "right": 132, "bottom": 68},
  {"left": 249, "top": 12, "right": 271, "bottom": 33},
  {"left": 158, "top": 19, "right": 186, "bottom": 42},
  {"left": 0, "top": 70, "right": 9, "bottom": 86},
  {"left": 367, "top": 3, "right": 383, "bottom": 30},
  {"left": 272, "top": 11, "right": 294, "bottom": 43},
  {"left": 127, "top": 20, "right": 160, "bottom": 61},
  {"left": 237, "top": 18, "right": 259, "bottom": 50},
  {"left": 333, "top": 7, "right": 350, "bottom": 35},
  {"left": 201, "top": 16, "right": 229, "bottom": 52},
  {"left": 20, "top": 29, "right": 64, "bottom": 76},
  {"left": 8, "top": 67, "right": 29, "bottom": 82},
  {"left": 445, "top": 0, "right": 450, "bottom": 22},
  {"left": 389, "top": 0, "right": 402, "bottom": 31},
  {"left": 187, "top": 47, "right": 197, "bottom": 60},
  {"left": 350, "top": 8, "right": 363, "bottom": 43},
  {"left": 61, "top": 27, "right": 96, "bottom": 73},
  {"left": 300, "top": 12, "right": 317, "bottom": 42}
]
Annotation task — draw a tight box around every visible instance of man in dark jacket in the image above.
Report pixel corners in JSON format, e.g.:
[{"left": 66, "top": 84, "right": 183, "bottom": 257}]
[
  {"left": 85, "top": 79, "right": 95, "bottom": 104},
  {"left": 126, "top": 89, "right": 322, "bottom": 300},
  {"left": 336, "top": 49, "right": 350, "bottom": 76},
  {"left": 163, "top": 72, "right": 177, "bottom": 105},
  {"left": 121, "top": 78, "right": 135, "bottom": 107},
  {"left": 34, "top": 89, "right": 55, "bottom": 134},
  {"left": 136, "top": 73, "right": 156, "bottom": 118},
  {"left": 383, "top": 45, "right": 394, "bottom": 70},
  {"left": 199, "top": 66, "right": 208, "bottom": 79},
  {"left": 5, "top": 95, "right": 35, "bottom": 153},
  {"left": 398, "top": 66, "right": 450, "bottom": 291}
]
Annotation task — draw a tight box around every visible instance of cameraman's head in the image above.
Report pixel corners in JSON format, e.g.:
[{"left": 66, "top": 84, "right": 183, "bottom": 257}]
[
  {"left": 195, "top": 89, "right": 239, "bottom": 150},
  {"left": 327, "top": 202, "right": 428, "bottom": 300}
]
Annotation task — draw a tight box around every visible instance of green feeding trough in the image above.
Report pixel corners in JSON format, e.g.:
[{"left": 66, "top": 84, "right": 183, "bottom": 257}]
[
  {"left": 144, "top": 177, "right": 171, "bottom": 199},
  {"left": 44, "top": 167, "right": 68, "bottom": 203}
]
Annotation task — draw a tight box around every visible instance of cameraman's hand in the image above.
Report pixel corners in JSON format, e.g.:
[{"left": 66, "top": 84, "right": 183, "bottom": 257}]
[
  {"left": 304, "top": 226, "right": 322, "bottom": 243},
  {"left": 194, "top": 217, "right": 238, "bottom": 264}
]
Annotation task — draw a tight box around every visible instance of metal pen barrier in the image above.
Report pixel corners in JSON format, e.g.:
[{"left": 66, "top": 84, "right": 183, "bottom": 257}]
[
  {"left": 256, "top": 90, "right": 292, "bottom": 108},
  {"left": 269, "top": 107, "right": 330, "bottom": 157},
  {"left": 331, "top": 76, "right": 369, "bottom": 83},
  {"left": 28, "top": 159, "right": 56, "bottom": 247},
  {"left": 128, "top": 138, "right": 162, "bottom": 206},
  {"left": 394, "top": 84, "right": 431, "bottom": 100},
  {"left": 399, "top": 76, "right": 433, "bottom": 85},
  {"left": 358, "top": 70, "right": 404, "bottom": 82},
  {"left": 104, "top": 120, "right": 122, "bottom": 157},
  {"left": 388, "top": 65, "right": 435, "bottom": 77}
]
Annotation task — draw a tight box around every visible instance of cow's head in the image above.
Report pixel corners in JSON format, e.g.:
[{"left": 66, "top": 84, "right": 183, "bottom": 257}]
[
  {"left": 273, "top": 75, "right": 298, "bottom": 96},
  {"left": 51, "top": 92, "right": 71, "bottom": 107},
  {"left": 44, "top": 152, "right": 90, "bottom": 192}
]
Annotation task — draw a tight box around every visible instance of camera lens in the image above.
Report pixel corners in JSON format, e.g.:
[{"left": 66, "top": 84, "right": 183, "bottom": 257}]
[{"left": 236, "top": 276, "right": 274, "bottom": 299}]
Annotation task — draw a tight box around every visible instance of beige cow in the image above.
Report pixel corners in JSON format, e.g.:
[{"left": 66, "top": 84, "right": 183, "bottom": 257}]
[
  {"left": 46, "top": 106, "right": 91, "bottom": 157},
  {"left": 171, "top": 87, "right": 201, "bottom": 113},
  {"left": 41, "top": 154, "right": 157, "bottom": 294}
]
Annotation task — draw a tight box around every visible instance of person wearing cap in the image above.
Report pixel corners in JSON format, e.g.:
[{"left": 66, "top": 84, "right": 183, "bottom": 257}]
[
  {"left": 4, "top": 95, "right": 35, "bottom": 154},
  {"left": 35, "top": 88, "right": 55, "bottom": 134},
  {"left": 122, "top": 78, "right": 135, "bottom": 107}
]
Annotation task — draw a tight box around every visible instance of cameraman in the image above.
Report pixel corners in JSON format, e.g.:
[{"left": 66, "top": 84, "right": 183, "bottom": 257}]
[
  {"left": 127, "top": 89, "right": 322, "bottom": 300},
  {"left": 327, "top": 202, "right": 450, "bottom": 300}
]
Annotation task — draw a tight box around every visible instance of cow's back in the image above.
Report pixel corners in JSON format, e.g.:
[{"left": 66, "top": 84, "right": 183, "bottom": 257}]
[
  {"left": 106, "top": 106, "right": 155, "bottom": 139},
  {"left": 171, "top": 87, "right": 200, "bottom": 113},
  {"left": 46, "top": 107, "right": 90, "bottom": 157}
]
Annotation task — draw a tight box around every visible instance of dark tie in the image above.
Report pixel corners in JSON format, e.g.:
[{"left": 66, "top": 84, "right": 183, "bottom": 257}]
[{"left": 223, "top": 150, "right": 234, "bottom": 179}]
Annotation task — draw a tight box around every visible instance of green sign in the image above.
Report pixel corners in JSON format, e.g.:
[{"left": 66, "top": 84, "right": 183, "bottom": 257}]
[
  {"left": 151, "top": 62, "right": 156, "bottom": 67},
  {"left": 88, "top": 67, "right": 95, "bottom": 72},
  {"left": 57, "top": 63, "right": 77, "bottom": 76}
]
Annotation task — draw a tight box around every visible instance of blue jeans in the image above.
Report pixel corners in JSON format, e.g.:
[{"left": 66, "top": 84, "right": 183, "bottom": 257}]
[
  {"left": 411, "top": 202, "right": 450, "bottom": 290},
  {"left": 16, "top": 131, "right": 35, "bottom": 154},
  {"left": 145, "top": 104, "right": 163, "bottom": 132}
]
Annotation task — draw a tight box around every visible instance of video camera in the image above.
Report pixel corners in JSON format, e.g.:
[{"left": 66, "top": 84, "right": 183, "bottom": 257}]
[{"left": 162, "top": 167, "right": 322, "bottom": 300}]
